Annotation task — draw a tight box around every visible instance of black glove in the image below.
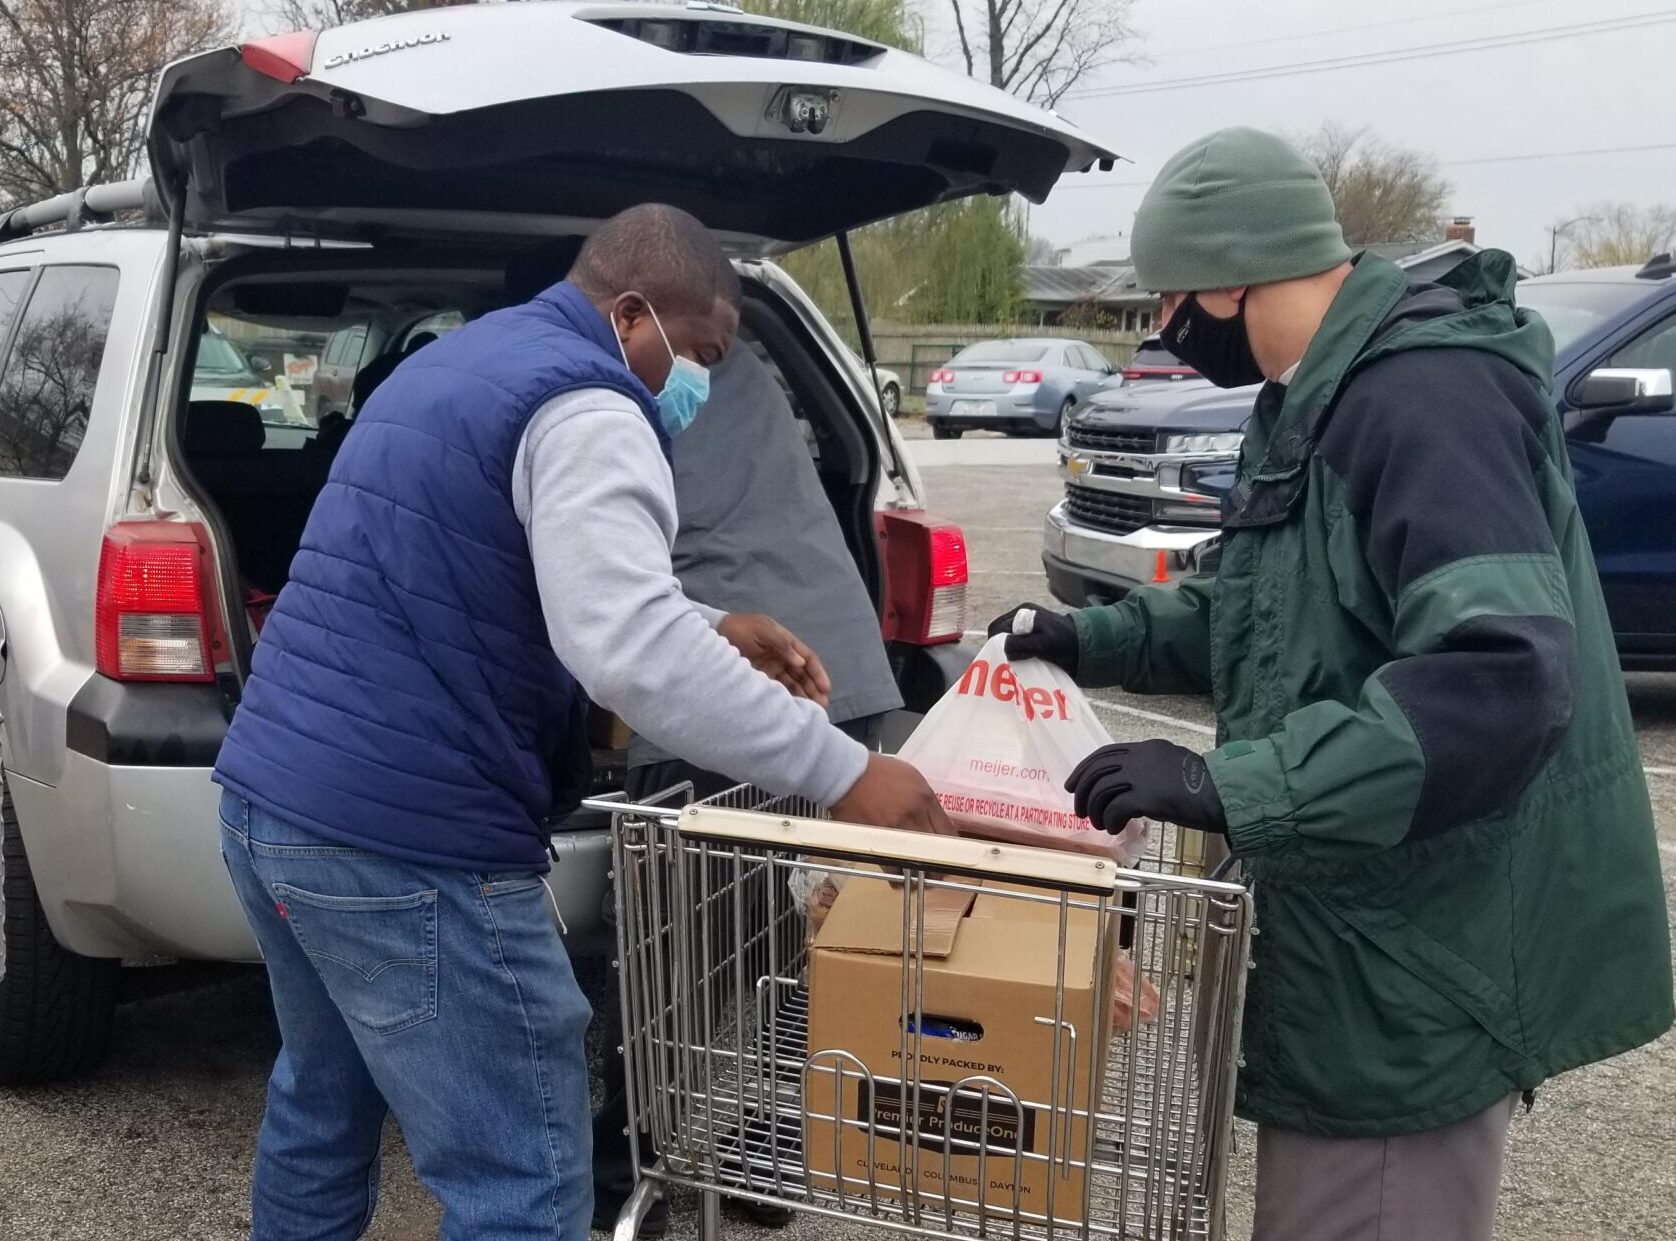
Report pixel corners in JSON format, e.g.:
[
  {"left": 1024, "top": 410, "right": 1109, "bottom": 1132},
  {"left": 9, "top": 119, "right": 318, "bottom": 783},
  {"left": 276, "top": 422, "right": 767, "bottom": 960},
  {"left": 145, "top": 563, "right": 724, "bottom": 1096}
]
[
  {"left": 1066, "top": 740, "right": 1227, "bottom": 834},
  {"left": 987, "top": 603, "right": 1078, "bottom": 675}
]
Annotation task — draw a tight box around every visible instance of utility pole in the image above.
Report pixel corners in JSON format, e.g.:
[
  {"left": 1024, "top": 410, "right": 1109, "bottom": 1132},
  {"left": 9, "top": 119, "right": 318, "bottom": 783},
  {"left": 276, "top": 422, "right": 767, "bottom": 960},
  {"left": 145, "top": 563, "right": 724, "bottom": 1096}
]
[{"left": 1549, "top": 215, "right": 1599, "bottom": 273}]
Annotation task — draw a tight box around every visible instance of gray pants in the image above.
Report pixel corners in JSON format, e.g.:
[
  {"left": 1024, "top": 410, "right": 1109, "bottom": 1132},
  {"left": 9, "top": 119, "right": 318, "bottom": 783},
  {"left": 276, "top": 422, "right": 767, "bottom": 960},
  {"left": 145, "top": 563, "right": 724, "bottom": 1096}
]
[{"left": 1252, "top": 1093, "right": 1519, "bottom": 1241}]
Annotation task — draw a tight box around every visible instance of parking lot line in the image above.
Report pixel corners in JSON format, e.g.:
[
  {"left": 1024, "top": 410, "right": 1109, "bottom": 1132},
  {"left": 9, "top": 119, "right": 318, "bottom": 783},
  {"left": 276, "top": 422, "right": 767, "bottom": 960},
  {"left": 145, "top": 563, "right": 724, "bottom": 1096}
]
[{"left": 1088, "top": 696, "right": 1218, "bottom": 737}]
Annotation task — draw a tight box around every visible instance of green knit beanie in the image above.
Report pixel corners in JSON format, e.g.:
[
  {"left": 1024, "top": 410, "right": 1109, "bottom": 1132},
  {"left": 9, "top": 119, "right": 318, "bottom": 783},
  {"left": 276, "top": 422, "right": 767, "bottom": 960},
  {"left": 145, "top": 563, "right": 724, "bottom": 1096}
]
[{"left": 1130, "top": 127, "right": 1351, "bottom": 293}]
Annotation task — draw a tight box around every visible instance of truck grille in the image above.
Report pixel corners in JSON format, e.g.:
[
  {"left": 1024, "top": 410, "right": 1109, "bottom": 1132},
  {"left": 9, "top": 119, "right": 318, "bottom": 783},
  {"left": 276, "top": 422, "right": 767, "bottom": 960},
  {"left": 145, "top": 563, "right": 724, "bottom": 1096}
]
[
  {"left": 1065, "top": 484, "right": 1154, "bottom": 536},
  {"left": 1067, "top": 426, "right": 1157, "bottom": 454}
]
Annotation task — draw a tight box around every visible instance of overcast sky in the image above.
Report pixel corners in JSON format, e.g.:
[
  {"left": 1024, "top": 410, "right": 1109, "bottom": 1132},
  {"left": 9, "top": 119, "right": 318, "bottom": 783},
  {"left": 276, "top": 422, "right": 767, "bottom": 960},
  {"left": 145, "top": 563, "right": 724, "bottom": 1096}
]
[{"left": 1006, "top": 0, "right": 1676, "bottom": 268}]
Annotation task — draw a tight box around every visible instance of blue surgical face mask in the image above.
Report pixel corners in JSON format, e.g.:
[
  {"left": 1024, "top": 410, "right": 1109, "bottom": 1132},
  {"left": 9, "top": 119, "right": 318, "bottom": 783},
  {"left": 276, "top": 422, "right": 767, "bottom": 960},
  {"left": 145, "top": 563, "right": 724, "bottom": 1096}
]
[
  {"left": 656, "top": 355, "right": 710, "bottom": 437},
  {"left": 614, "top": 301, "right": 710, "bottom": 437}
]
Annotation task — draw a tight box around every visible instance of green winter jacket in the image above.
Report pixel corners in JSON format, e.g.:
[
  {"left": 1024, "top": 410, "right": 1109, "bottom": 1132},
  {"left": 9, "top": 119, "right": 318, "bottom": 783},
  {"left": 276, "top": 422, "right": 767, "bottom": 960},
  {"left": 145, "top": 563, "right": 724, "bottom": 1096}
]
[{"left": 1074, "top": 252, "right": 1673, "bottom": 1137}]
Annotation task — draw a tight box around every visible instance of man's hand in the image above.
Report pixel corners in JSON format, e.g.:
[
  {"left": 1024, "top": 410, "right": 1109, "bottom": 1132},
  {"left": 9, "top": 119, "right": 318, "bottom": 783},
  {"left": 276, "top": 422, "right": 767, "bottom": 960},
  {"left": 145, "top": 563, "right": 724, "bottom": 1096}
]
[
  {"left": 1066, "top": 740, "right": 1227, "bottom": 834},
  {"left": 833, "top": 754, "right": 956, "bottom": 836},
  {"left": 718, "top": 613, "right": 831, "bottom": 708},
  {"left": 988, "top": 603, "right": 1079, "bottom": 674}
]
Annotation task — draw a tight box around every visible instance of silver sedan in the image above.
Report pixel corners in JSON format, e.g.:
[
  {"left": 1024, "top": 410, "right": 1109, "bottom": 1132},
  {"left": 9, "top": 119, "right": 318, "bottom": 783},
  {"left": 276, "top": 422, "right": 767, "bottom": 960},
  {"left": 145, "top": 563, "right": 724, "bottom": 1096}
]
[{"left": 924, "top": 337, "right": 1115, "bottom": 439}]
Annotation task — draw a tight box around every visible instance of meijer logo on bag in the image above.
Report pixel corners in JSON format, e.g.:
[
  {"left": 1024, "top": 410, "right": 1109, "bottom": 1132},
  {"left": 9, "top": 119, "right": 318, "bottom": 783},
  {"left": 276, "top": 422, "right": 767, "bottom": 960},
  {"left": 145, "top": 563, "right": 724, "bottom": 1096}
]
[
  {"left": 955, "top": 658, "right": 1072, "bottom": 723},
  {"left": 898, "top": 634, "right": 1150, "bottom": 864}
]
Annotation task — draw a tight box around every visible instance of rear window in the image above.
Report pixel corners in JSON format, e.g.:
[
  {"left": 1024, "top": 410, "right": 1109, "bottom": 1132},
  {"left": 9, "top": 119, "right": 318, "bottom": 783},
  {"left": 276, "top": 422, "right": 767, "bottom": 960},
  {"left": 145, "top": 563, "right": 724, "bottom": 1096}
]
[
  {"left": 1516, "top": 281, "right": 1654, "bottom": 356},
  {"left": 195, "top": 331, "right": 251, "bottom": 377},
  {"left": 1131, "top": 342, "right": 1186, "bottom": 369},
  {"left": 0, "top": 265, "right": 120, "bottom": 481},
  {"left": 955, "top": 341, "right": 1050, "bottom": 364},
  {"left": 401, "top": 312, "right": 465, "bottom": 350},
  {"left": 190, "top": 274, "right": 501, "bottom": 443},
  {"left": 329, "top": 325, "right": 368, "bottom": 369}
]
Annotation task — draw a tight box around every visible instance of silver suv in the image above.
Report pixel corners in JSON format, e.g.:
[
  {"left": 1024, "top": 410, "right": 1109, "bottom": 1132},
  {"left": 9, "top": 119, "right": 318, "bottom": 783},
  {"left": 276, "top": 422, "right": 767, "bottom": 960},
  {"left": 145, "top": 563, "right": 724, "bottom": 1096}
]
[{"left": 0, "top": 2, "right": 1113, "bottom": 1080}]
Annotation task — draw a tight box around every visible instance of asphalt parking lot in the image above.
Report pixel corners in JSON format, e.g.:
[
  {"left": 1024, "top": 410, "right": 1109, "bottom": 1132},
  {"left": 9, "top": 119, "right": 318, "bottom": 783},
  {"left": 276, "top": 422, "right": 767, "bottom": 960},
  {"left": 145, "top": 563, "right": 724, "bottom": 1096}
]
[{"left": 0, "top": 433, "right": 1670, "bottom": 1241}]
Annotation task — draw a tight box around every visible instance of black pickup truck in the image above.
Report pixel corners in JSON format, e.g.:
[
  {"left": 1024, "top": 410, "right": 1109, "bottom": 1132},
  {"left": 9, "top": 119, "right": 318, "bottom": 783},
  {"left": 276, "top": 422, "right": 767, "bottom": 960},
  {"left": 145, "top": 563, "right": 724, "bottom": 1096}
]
[{"left": 1043, "top": 256, "right": 1676, "bottom": 669}]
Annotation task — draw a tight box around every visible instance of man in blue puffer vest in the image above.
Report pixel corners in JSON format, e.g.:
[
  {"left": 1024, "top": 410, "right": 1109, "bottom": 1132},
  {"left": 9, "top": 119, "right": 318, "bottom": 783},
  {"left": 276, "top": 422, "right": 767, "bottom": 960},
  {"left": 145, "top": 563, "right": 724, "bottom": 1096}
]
[{"left": 213, "top": 204, "right": 950, "bottom": 1241}]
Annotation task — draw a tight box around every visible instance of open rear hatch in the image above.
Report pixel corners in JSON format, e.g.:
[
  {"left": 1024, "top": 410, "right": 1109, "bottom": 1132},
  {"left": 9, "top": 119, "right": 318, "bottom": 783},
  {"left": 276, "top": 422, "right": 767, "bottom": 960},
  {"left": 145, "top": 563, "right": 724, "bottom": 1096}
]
[{"left": 146, "top": 1, "right": 1118, "bottom": 250}]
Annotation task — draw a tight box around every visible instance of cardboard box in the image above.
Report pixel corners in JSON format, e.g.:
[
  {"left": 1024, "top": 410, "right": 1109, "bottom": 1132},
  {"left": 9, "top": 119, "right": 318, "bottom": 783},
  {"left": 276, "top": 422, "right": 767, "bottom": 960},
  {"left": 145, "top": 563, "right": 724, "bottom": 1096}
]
[{"left": 804, "top": 877, "right": 1109, "bottom": 1224}]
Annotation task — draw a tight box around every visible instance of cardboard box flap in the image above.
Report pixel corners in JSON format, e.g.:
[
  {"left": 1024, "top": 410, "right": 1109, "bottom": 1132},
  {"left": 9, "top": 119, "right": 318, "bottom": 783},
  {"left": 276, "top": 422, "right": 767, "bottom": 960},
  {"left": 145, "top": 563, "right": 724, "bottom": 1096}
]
[{"left": 814, "top": 877, "right": 979, "bottom": 959}]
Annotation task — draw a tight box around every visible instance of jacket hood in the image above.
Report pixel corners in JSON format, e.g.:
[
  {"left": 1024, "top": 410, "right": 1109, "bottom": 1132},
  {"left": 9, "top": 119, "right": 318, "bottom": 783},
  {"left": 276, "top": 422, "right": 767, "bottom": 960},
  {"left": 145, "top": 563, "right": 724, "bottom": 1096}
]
[
  {"left": 1223, "top": 251, "right": 1554, "bottom": 532},
  {"left": 1359, "top": 249, "right": 1556, "bottom": 391}
]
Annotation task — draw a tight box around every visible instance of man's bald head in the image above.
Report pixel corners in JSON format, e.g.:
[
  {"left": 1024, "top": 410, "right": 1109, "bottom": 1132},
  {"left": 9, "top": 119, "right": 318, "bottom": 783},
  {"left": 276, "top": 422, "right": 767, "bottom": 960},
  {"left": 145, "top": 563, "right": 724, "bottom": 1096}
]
[
  {"left": 571, "top": 204, "right": 742, "bottom": 397},
  {"left": 571, "top": 203, "right": 741, "bottom": 318}
]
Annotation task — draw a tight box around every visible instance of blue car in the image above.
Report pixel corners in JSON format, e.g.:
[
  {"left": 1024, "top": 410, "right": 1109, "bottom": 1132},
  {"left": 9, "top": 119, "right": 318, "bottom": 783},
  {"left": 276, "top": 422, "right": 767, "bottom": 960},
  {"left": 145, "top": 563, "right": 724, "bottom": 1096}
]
[
  {"left": 925, "top": 337, "right": 1115, "bottom": 439},
  {"left": 1045, "top": 255, "right": 1676, "bottom": 668}
]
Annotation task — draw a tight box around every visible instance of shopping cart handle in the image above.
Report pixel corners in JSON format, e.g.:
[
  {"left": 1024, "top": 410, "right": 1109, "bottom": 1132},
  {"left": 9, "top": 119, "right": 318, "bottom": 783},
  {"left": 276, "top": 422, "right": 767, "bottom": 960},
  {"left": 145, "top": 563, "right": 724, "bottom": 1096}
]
[
  {"left": 580, "top": 782, "right": 695, "bottom": 821},
  {"left": 680, "top": 804, "right": 1128, "bottom": 892}
]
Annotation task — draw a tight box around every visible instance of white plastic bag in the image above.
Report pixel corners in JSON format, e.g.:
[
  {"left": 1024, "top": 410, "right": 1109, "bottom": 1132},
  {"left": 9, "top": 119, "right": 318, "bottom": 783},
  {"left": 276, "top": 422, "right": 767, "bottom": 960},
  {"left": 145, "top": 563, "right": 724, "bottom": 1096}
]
[{"left": 897, "top": 634, "right": 1148, "bottom": 863}]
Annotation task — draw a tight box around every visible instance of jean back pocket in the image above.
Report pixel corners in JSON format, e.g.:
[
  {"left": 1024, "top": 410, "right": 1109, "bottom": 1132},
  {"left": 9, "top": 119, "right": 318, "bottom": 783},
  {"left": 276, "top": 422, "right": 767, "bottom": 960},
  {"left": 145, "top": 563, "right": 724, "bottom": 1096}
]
[{"left": 274, "top": 884, "right": 439, "bottom": 1035}]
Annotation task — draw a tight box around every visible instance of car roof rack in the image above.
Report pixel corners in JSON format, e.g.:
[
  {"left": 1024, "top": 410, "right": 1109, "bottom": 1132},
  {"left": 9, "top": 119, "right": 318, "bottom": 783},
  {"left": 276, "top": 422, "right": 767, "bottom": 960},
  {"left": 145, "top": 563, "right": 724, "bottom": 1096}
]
[
  {"left": 1635, "top": 252, "right": 1675, "bottom": 280},
  {"left": 0, "top": 177, "right": 161, "bottom": 244}
]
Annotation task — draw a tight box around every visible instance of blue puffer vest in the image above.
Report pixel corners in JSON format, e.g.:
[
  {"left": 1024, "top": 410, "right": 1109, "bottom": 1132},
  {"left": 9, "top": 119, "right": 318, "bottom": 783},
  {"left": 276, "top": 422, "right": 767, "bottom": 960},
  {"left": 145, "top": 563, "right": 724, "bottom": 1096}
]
[{"left": 213, "top": 282, "right": 664, "bottom": 869}]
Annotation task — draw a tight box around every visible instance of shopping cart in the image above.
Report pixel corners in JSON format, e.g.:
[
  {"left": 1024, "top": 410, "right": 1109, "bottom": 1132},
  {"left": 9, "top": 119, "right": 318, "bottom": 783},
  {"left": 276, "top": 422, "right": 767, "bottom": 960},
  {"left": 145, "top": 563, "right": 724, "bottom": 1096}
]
[{"left": 586, "top": 784, "right": 1252, "bottom": 1241}]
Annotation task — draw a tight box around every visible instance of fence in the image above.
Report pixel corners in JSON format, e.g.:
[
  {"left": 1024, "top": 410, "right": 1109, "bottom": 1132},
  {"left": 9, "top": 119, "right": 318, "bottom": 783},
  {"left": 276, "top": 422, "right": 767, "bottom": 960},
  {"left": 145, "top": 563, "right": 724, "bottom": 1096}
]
[{"left": 859, "top": 323, "right": 1148, "bottom": 395}]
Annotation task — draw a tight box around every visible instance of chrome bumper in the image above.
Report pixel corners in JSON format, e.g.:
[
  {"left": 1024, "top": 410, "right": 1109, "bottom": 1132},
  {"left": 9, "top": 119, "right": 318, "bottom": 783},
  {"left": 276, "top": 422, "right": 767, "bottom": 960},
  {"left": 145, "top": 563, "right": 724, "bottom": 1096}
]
[{"left": 1042, "top": 501, "right": 1220, "bottom": 590}]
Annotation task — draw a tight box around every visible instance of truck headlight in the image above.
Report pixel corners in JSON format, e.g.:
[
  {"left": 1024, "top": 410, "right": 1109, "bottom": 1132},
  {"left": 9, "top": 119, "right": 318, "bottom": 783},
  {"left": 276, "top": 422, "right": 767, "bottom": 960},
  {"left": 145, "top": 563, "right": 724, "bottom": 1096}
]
[
  {"left": 1154, "top": 498, "right": 1223, "bottom": 523},
  {"left": 1162, "top": 432, "right": 1243, "bottom": 454}
]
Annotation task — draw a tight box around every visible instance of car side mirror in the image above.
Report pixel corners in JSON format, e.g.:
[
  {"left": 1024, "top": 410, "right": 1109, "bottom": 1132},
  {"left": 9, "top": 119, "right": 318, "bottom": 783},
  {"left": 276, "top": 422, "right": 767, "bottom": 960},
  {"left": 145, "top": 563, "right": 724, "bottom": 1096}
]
[
  {"left": 249, "top": 354, "right": 274, "bottom": 377},
  {"left": 1572, "top": 367, "right": 1673, "bottom": 415}
]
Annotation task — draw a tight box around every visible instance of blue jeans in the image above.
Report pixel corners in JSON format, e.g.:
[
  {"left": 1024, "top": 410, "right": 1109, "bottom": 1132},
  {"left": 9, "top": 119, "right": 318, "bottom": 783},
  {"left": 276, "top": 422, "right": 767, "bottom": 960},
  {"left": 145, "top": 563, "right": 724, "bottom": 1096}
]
[{"left": 219, "top": 792, "right": 593, "bottom": 1240}]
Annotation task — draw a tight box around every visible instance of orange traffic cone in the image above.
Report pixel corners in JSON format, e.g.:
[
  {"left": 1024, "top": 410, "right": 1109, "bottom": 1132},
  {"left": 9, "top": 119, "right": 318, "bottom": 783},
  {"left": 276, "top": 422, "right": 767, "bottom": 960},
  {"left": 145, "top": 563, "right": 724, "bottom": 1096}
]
[{"left": 1151, "top": 551, "right": 1170, "bottom": 584}]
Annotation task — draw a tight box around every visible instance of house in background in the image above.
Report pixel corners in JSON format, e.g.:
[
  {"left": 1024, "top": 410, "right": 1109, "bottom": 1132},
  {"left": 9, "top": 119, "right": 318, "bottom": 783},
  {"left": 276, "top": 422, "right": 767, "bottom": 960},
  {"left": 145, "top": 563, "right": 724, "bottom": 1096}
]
[
  {"left": 1359, "top": 218, "right": 1538, "bottom": 282},
  {"left": 1049, "top": 234, "right": 1131, "bottom": 268},
  {"left": 1023, "top": 218, "right": 1529, "bottom": 331},
  {"left": 1022, "top": 263, "right": 1157, "bottom": 331}
]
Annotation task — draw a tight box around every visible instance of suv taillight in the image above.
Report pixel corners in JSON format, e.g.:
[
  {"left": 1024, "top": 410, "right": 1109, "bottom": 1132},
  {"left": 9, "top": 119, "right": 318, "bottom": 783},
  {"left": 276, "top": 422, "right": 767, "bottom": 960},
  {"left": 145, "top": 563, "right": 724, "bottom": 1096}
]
[
  {"left": 878, "top": 512, "right": 969, "bottom": 645},
  {"left": 240, "top": 31, "right": 318, "bottom": 83},
  {"left": 95, "top": 523, "right": 225, "bottom": 682}
]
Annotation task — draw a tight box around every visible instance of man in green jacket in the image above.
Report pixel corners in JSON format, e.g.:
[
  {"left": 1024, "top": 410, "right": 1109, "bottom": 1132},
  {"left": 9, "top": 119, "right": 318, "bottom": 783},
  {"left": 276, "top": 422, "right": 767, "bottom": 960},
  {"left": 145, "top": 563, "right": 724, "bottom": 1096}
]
[{"left": 994, "top": 128, "right": 1672, "bottom": 1240}]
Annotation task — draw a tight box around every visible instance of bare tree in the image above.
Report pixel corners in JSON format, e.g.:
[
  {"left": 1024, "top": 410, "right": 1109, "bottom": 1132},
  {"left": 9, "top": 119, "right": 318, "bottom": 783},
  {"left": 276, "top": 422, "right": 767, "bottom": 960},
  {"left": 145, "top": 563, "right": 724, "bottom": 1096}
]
[
  {"left": 263, "top": 0, "right": 474, "bottom": 33},
  {"left": 0, "top": 297, "right": 107, "bottom": 477},
  {"left": 1556, "top": 201, "right": 1676, "bottom": 270},
  {"left": 1299, "top": 123, "right": 1451, "bottom": 247},
  {"left": 744, "top": 0, "right": 921, "bottom": 49},
  {"left": 0, "top": 0, "right": 231, "bottom": 207},
  {"left": 945, "top": 0, "right": 1140, "bottom": 106}
]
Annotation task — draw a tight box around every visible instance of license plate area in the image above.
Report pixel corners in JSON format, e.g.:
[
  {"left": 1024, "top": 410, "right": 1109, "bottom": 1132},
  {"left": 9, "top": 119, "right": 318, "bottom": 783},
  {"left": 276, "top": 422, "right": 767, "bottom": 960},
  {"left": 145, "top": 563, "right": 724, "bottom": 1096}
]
[{"left": 950, "top": 399, "right": 999, "bottom": 418}]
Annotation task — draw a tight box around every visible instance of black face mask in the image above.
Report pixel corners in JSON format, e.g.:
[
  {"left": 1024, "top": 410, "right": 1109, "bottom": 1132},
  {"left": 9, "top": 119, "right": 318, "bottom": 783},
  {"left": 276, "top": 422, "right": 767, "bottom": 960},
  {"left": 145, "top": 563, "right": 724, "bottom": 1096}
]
[{"left": 1160, "top": 294, "right": 1266, "bottom": 388}]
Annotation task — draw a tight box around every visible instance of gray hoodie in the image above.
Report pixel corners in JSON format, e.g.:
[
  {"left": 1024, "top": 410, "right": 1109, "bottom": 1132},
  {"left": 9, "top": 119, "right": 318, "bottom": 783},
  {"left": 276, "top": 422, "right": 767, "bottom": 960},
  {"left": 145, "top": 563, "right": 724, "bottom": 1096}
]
[{"left": 511, "top": 387, "right": 868, "bottom": 807}]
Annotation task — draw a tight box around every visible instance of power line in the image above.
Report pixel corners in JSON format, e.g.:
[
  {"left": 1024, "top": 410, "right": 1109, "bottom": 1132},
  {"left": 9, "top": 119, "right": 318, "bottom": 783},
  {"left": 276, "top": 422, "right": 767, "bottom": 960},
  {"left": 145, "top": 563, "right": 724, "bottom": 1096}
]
[
  {"left": 1440, "top": 140, "right": 1676, "bottom": 167},
  {"left": 1064, "top": 9, "right": 1676, "bottom": 99},
  {"left": 1052, "top": 141, "right": 1676, "bottom": 193},
  {"left": 1070, "top": 10, "right": 1676, "bottom": 97},
  {"left": 1148, "top": 0, "right": 1556, "bottom": 62}
]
